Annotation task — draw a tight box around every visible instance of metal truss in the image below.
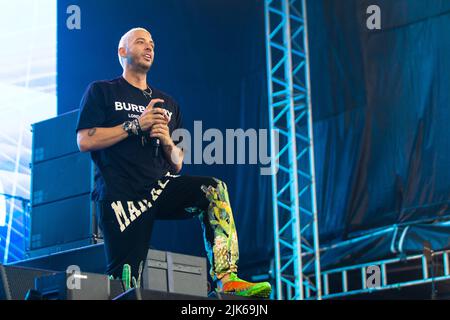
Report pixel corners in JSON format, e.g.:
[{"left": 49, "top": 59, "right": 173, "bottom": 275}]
[
  {"left": 322, "top": 249, "right": 450, "bottom": 299},
  {"left": 264, "top": 0, "right": 321, "bottom": 300}
]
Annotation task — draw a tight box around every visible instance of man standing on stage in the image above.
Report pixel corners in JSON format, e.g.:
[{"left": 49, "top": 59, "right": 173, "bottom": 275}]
[{"left": 75, "top": 27, "right": 271, "bottom": 298}]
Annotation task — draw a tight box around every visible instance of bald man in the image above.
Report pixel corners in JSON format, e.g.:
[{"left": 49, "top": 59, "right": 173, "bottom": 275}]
[{"left": 76, "top": 28, "right": 271, "bottom": 298}]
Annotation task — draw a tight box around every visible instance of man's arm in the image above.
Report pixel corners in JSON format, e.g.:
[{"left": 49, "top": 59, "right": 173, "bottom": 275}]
[
  {"left": 150, "top": 123, "right": 184, "bottom": 173},
  {"left": 162, "top": 141, "right": 184, "bottom": 174},
  {"left": 77, "top": 125, "right": 128, "bottom": 152},
  {"left": 77, "top": 98, "right": 166, "bottom": 152}
]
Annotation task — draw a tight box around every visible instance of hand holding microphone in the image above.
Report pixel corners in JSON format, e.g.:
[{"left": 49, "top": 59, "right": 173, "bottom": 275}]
[
  {"left": 138, "top": 99, "right": 166, "bottom": 131},
  {"left": 138, "top": 99, "right": 170, "bottom": 156}
]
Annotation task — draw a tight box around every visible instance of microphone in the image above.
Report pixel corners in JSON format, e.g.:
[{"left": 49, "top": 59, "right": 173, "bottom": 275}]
[{"left": 148, "top": 102, "right": 164, "bottom": 157}]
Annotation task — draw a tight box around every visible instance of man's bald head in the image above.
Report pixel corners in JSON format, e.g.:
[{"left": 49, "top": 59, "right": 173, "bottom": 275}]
[{"left": 118, "top": 27, "right": 153, "bottom": 69}]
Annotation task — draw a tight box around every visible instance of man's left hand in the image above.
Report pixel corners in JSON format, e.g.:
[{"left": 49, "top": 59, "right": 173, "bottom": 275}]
[{"left": 150, "top": 124, "right": 172, "bottom": 146}]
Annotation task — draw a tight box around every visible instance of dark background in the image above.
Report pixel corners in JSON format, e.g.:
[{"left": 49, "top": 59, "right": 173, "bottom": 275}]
[
  {"left": 58, "top": 0, "right": 450, "bottom": 272},
  {"left": 58, "top": 0, "right": 273, "bottom": 275}
]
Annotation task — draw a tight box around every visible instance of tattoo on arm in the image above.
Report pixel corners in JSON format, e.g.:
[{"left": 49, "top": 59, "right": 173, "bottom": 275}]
[{"left": 88, "top": 128, "right": 97, "bottom": 136}]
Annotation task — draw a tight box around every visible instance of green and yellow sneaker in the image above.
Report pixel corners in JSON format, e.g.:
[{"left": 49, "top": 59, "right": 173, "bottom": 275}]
[{"left": 217, "top": 273, "right": 272, "bottom": 298}]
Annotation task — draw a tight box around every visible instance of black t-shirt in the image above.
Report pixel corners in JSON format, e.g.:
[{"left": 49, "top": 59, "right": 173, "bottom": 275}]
[{"left": 76, "top": 76, "right": 183, "bottom": 201}]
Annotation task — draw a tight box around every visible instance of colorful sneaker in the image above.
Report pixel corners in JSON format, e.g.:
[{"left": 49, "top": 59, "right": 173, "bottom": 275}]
[{"left": 217, "top": 273, "right": 272, "bottom": 298}]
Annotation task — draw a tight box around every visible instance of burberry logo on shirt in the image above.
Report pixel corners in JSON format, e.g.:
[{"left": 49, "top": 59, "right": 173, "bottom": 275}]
[{"left": 114, "top": 101, "right": 173, "bottom": 121}]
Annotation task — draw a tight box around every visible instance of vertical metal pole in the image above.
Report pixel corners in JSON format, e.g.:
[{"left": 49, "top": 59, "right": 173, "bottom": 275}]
[
  {"left": 265, "top": 0, "right": 320, "bottom": 299},
  {"left": 281, "top": 0, "right": 304, "bottom": 300},
  {"left": 342, "top": 271, "right": 348, "bottom": 292},
  {"left": 302, "top": 0, "right": 322, "bottom": 299},
  {"left": 264, "top": 0, "right": 283, "bottom": 300}
]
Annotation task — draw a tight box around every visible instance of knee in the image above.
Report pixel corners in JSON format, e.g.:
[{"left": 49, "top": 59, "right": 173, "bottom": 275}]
[
  {"left": 201, "top": 176, "right": 223, "bottom": 188},
  {"left": 200, "top": 177, "right": 229, "bottom": 203},
  {"left": 212, "top": 177, "right": 228, "bottom": 190}
]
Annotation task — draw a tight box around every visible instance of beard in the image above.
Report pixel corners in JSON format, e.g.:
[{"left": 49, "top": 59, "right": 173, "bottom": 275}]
[
  {"left": 136, "top": 60, "right": 152, "bottom": 72},
  {"left": 128, "top": 56, "right": 152, "bottom": 73}
]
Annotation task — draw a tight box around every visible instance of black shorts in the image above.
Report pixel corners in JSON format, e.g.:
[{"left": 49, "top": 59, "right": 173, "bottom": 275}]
[{"left": 96, "top": 174, "right": 219, "bottom": 281}]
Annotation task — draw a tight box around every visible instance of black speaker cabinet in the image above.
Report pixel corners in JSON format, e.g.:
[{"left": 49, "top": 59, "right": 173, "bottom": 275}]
[
  {"left": 31, "top": 152, "right": 93, "bottom": 206},
  {"left": 31, "top": 110, "right": 80, "bottom": 163},
  {"left": 35, "top": 271, "right": 111, "bottom": 300},
  {"left": 29, "top": 194, "right": 98, "bottom": 252},
  {"left": 0, "top": 265, "right": 53, "bottom": 300},
  {"left": 29, "top": 111, "right": 98, "bottom": 257}
]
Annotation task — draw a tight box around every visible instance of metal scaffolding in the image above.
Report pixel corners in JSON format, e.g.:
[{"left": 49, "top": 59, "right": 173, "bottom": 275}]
[
  {"left": 264, "top": 0, "right": 321, "bottom": 300},
  {"left": 321, "top": 249, "right": 450, "bottom": 299}
]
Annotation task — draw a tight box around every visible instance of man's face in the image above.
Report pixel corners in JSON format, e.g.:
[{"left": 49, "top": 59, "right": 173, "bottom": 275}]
[{"left": 123, "top": 30, "right": 155, "bottom": 72}]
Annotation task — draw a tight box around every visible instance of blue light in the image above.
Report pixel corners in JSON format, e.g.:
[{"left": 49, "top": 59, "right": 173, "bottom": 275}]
[{"left": 0, "top": 0, "right": 57, "bottom": 264}]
